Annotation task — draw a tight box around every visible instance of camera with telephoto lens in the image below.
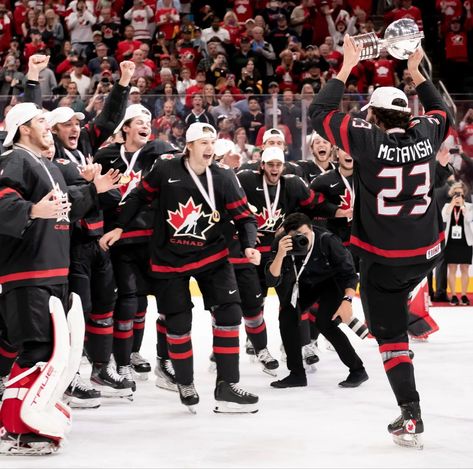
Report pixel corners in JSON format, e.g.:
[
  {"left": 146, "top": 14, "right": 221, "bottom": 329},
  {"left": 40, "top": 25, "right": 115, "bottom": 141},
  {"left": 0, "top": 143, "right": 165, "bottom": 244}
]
[
  {"left": 333, "top": 316, "right": 369, "bottom": 339},
  {"left": 288, "top": 233, "right": 309, "bottom": 256}
]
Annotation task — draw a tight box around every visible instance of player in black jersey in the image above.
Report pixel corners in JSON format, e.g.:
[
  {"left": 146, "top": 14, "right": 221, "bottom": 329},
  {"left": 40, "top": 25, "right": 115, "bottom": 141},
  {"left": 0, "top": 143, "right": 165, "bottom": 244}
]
[
  {"left": 94, "top": 104, "right": 179, "bottom": 388},
  {"left": 297, "top": 132, "right": 338, "bottom": 184},
  {"left": 310, "top": 36, "right": 451, "bottom": 449},
  {"left": 100, "top": 123, "right": 260, "bottom": 414}
]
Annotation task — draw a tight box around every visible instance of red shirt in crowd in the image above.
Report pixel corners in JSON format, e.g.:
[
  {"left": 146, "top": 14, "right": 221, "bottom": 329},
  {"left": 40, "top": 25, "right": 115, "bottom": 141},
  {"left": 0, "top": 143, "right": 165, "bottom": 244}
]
[
  {"left": 155, "top": 7, "right": 179, "bottom": 40},
  {"left": 435, "top": 0, "right": 463, "bottom": 34},
  {"left": 232, "top": 0, "right": 254, "bottom": 23},
  {"left": 369, "top": 58, "right": 397, "bottom": 87},
  {"left": 445, "top": 31, "right": 469, "bottom": 62},
  {"left": 385, "top": 5, "right": 423, "bottom": 30},
  {"left": 116, "top": 38, "right": 142, "bottom": 62}
]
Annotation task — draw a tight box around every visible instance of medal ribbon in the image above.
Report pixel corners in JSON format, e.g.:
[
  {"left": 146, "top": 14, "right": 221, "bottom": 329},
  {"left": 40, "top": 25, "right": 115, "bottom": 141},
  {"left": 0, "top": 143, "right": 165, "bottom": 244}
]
[{"left": 184, "top": 159, "right": 217, "bottom": 213}]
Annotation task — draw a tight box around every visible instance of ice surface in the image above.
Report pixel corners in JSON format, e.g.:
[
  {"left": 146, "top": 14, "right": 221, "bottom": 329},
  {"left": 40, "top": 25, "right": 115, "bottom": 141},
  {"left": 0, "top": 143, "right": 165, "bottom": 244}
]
[{"left": 4, "top": 296, "right": 473, "bottom": 468}]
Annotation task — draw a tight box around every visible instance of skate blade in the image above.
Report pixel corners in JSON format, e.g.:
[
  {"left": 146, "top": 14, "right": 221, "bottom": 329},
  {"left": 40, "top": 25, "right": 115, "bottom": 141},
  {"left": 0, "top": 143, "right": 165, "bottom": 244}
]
[
  {"left": 0, "top": 440, "right": 59, "bottom": 456},
  {"left": 63, "top": 396, "right": 101, "bottom": 409},
  {"left": 213, "top": 401, "right": 259, "bottom": 414},
  {"left": 132, "top": 371, "right": 149, "bottom": 381},
  {"left": 303, "top": 363, "right": 317, "bottom": 374},
  {"left": 185, "top": 405, "right": 197, "bottom": 415},
  {"left": 262, "top": 366, "right": 278, "bottom": 377},
  {"left": 92, "top": 384, "right": 134, "bottom": 399},
  {"left": 393, "top": 433, "right": 424, "bottom": 450},
  {"left": 155, "top": 378, "right": 178, "bottom": 392}
]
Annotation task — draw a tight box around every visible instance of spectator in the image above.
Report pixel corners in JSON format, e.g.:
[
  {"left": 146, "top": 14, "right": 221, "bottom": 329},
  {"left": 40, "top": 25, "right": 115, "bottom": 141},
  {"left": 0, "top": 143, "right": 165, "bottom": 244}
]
[
  {"left": 21, "top": 8, "right": 37, "bottom": 40},
  {"left": 231, "top": 36, "right": 261, "bottom": 81},
  {"left": 63, "top": 81, "right": 86, "bottom": 112},
  {"left": 24, "top": 29, "right": 46, "bottom": 61},
  {"left": 66, "top": 0, "right": 97, "bottom": 57},
  {"left": 0, "top": 54, "right": 24, "bottom": 116},
  {"left": 367, "top": 49, "right": 399, "bottom": 88},
  {"left": 168, "top": 119, "right": 186, "bottom": 150},
  {"left": 70, "top": 58, "right": 91, "bottom": 99},
  {"left": 124, "top": 0, "right": 154, "bottom": 42},
  {"left": 94, "top": 5, "right": 120, "bottom": 54},
  {"left": 268, "top": 14, "right": 299, "bottom": 58},
  {"left": 131, "top": 48, "right": 153, "bottom": 80},
  {"left": 300, "top": 62, "right": 326, "bottom": 93},
  {"left": 37, "top": 60, "right": 58, "bottom": 97},
  {"left": 203, "top": 82, "right": 219, "bottom": 109},
  {"left": 250, "top": 26, "right": 276, "bottom": 78},
  {"left": 175, "top": 27, "right": 200, "bottom": 76},
  {"left": 139, "top": 43, "right": 157, "bottom": 72},
  {"left": 323, "top": 8, "right": 358, "bottom": 54},
  {"left": 202, "top": 16, "right": 231, "bottom": 44},
  {"left": 385, "top": 0, "right": 423, "bottom": 30},
  {"left": 233, "top": 126, "right": 255, "bottom": 163},
  {"left": 153, "top": 99, "right": 182, "bottom": 137},
  {"left": 240, "top": 95, "right": 265, "bottom": 144},
  {"left": 290, "top": 0, "right": 316, "bottom": 43},
  {"left": 44, "top": 8, "right": 64, "bottom": 52},
  {"left": 206, "top": 50, "right": 228, "bottom": 85},
  {"left": 442, "top": 181, "right": 473, "bottom": 305},
  {"left": 184, "top": 69, "right": 206, "bottom": 107},
  {"left": 237, "top": 58, "right": 263, "bottom": 93},
  {"left": 116, "top": 25, "right": 142, "bottom": 62},
  {"left": 52, "top": 72, "right": 72, "bottom": 101},
  {"left": 280, "top": 89, "right": 303, "bottom": 160},
  {"left": 88, "top": 42, "right": 119, "bottom": 75},
  {"left": 221, "top": 11, "right": 241, "bottom": 44},
  {"left": 233, "top": 0, "right": 255, "bottom": 25},
  {"left": 184, "top": 92, "right": 215, "bottom": 127},
  {"left": 262, "top": 0, "right": 290, "bottom": 30},
  {"left": 211, "top": 88, "right": 242, "bottom": 128},
  {"left": 459, "top": 108, "right": 473, "bottom": 158},
  {"left": 176, "top": 67, "right": 196, "bottom": 105},
  {"left": 155, "top": 0, "right": 180, "bottom": 42},
  {"left": 154, "top": 82, "right": 185, "bottom": 117}
]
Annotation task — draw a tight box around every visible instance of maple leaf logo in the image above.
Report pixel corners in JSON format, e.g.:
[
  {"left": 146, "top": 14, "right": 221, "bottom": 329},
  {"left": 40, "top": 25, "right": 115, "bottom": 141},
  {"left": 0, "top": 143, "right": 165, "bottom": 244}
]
[
  {"left": 167, "top": 197, "right": 213, "bottom": 240},
  {"left": 119, "top": 170, "right": 142, "bottom": 203},
  {"left": 339, "top": 188, "right": 352, "bottom": 210},
  {"left": 254, "top": 207, "right": 282, "bottom": 231}
]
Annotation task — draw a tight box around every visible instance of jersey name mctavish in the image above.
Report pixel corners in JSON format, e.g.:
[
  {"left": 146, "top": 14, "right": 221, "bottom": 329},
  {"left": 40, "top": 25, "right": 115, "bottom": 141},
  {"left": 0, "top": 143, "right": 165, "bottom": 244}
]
[{"left": 376, "top": 139, "right": 433, "bottom": 163}]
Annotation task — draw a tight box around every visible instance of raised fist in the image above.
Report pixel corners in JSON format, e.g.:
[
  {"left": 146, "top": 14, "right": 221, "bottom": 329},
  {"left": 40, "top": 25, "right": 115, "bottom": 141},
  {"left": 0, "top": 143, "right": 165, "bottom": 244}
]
[{"left": 119, "top": 60, "right": 136, "bottom": 86}]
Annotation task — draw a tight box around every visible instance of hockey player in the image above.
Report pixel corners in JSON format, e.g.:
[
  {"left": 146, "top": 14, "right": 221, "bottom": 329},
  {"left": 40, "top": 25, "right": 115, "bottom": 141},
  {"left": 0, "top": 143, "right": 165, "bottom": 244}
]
[
  {"left": 100, "top": 123, "right": 260, "bottom": 414},
  {"left": 310, "top": 36, "right": 451, "bottom": 449},
  {"left": 214, "top": 140, "right": 279, "bottom": 375},
  {"left": 94, "top": 104, "right": 180, "bottom": 388},
  {"left": 237, "top": 146, "right": 323, "bottom": 366},
  {"left": 0, "top": 103, "right": 121, "bottom": 455},
  {"left": 297, "top": 132, "right": 338, "bottom": 184},
  {"left": 25, "top": 55, "right": 137, "bottom": 405}
]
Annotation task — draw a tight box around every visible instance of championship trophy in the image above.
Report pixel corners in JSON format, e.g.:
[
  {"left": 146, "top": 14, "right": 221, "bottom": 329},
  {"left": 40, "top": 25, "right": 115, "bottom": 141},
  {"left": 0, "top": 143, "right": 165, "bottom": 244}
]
[{"left": 351, "top": 18, "right": 424, "bottom": 60}]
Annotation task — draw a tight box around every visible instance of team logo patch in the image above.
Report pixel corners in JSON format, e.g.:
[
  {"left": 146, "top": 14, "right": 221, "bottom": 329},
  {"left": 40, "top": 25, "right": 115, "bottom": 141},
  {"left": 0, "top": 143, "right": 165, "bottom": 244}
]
[
  {"left": 119, "top": 170, "right": 142, "bottom": 203},
  {"left": 167, "top": 197, "right": 214, "bottom": 240},
  {"left": 255, "top": 207, "right": 282, "bottom": 231},
  {"left": 56, "top": 158, "right": 70, "bottom": 165},
  {"left": 339, "top": 188, "right": 352, "bottom": 210}
]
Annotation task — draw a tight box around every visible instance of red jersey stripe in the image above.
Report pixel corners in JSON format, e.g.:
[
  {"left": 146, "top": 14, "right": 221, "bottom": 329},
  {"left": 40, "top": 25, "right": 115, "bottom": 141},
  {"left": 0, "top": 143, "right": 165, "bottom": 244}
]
[
  {"left": 121, "top": 229, "right": 153, "bottom": 239},
  {"left": 151, "top": 249, "right": 229, "bottom": 273},
  {"left": 0, "top": 268, "right": 69, "bottom": 284},
  {"left": 323, "top": 111, "right": 337, "bottom": 146},
  {"left": 226, "top": 197, "right": 247, "bottom": 210}
]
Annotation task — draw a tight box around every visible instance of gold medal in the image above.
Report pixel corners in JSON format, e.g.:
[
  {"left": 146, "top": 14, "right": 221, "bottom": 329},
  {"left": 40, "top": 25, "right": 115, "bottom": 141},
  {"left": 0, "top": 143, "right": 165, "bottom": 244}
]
[
  {"left": 120, "top": 174, "right": 131, "bottom": 184},
  {"left": 212, "top": 210, "right": 220, "bottom": 222}
]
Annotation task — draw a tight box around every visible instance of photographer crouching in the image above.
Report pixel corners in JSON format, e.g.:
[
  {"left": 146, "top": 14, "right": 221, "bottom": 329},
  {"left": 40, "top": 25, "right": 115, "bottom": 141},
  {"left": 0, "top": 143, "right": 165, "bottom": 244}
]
[{"left": 266, "top": 213, "right": 368, "bottom": 388}]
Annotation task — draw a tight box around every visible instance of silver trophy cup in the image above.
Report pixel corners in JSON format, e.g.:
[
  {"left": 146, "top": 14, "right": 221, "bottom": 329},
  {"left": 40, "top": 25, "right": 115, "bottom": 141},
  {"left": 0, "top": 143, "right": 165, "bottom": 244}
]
[{"left": 352, "top": 18, "right": 424, "bottom": 61}]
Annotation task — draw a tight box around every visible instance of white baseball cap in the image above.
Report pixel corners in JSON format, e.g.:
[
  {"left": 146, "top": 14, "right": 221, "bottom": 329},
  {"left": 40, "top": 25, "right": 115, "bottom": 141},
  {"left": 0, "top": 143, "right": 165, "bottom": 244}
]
[
  {"left": 130, "top": 86, "right": 140, "bottom": 94},
  {"left": 4, "top": 103, "right": 46, "bottom": 147},
  {"left": 262, "top": 146, "right": 285, "bottom": 163},
  {"left": 214, "top": 138, "right": 236, "bottom": 157},
  {"left": 263, "top": 127, "right": 285, "bottom": 144},
  {"left": 114, "top": 104, "right": 152, "bottom": 134},
  {"left": 361, "top": 86, "right": 411, "bottom": 113},
  {"left": 48, "top": 107, "right": 85, "bottom": 127},
  {"left": 185, "top": 122, "right": 217, "bottom": 143}
]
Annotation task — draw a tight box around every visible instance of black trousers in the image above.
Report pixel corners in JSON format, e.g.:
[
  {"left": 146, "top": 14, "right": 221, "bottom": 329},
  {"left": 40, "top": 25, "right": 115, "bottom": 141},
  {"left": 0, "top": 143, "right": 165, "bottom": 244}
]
[
  {"left": 0, "top": 284, "right": 68, "bottom": 368},
  {"left": 359, "top": 258, "right": 437, "bottom": 405},
  {"left": 278, "top": 277, "right": 364, "bottom": 376}
]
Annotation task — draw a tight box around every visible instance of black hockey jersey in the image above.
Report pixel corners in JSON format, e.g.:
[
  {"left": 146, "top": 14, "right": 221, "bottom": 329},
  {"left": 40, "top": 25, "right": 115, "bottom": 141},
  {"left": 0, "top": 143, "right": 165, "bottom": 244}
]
[
  {"left": 116, "top": 156, "right": 257, "bottom": 278},
  {"left": 0, "top": 148, "right": 98, "bottom": 293},
  {"left": 94, "top": 140, "right": 178, "bottom": 245},
  {"left": 236, "top": 170, "right": 321, "bottom": 256},
  {"left": 239, "top": 160, "right": 305, "bottom": 178},
  {"left": 310, "top": 168, "right": 353, "bottom": 244},
  {"left": 297, "top": 159, "right": 338, "bottom": 184},
  {"left": 310, "top": 79, "right": 450, "bottom": 266}
]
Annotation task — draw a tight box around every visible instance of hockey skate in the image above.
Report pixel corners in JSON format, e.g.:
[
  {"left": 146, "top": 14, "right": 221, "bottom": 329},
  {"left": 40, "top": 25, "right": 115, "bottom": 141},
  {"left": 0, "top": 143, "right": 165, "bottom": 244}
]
[
  {"left": 117, "top": 365, "right": 137, "bottom": 395},
  {"left": 130, "top": 352, "right": 151, "bottom": 381},
  {"left": 0, "top": 430, "right": 60, "bottom": 456},
  {"left": 208, "top": 352, "right": 217, "bottom": 373},
  {"left": 63, "top": 373, "right": 101, "bottom": 409},
  {"left": 255, "top": 348, "right": 279, "bottom": 376},
  {"left": 177, "top": 383, "right": 199, "bottom": 414},
  {"left": 245, "top": 338, "right": 255, "bottom": 356},
  {"left": 302, "top": 342, "right": 320, "bottom": 372},
  {"left": 388, "top": 402, "right": 424, "bottom": 450},
  {"left": 214, "top": 381, "right": 259, "bottom": 414},
  {"left": 154, "top": 357, "right": 178, "bottom": 392},
  {"left": 91, "top": 362, "right": 135, "bottom": 399}
]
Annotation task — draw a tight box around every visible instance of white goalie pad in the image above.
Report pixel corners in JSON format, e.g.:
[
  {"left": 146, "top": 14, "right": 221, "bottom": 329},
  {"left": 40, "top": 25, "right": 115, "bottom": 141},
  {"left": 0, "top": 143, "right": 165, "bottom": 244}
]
[{"left": 19, "top": 294, "right": 85, "bottom": 440}]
